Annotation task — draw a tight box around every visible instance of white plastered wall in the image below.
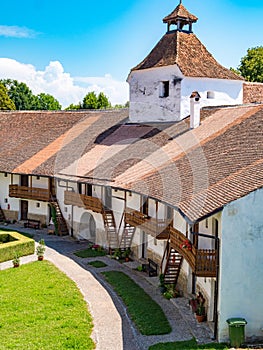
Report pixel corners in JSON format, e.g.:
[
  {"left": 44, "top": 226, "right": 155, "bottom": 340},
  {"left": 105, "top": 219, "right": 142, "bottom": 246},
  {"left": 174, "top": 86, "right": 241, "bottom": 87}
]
[
  {"left": 181, "top": 77, "right": 243, "bottom": 119},
  {"left": 218, "top": 188, "right": 263, "bottom": 342},
  {"left": 128, "top": 65, "right": 243, "bottom": 123},
  {"left": 128, "top": 65, "right": 183, "bottom": 123}
]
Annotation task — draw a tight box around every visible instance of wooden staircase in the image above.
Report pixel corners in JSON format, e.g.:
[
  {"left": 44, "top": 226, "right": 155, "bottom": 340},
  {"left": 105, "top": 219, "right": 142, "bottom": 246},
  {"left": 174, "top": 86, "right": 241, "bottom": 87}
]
[
  {"left": 103, "top": 210, "right": 119, "bottom": 250},
  {"left": 119, "top": 223, "right": 136, "bottom": 250},
  {"left": 164, "top": 247, "right": 183, "bottom": 285},
  {"left": 49, "top": 200, "right": 69, "bottom": 236},
  {"left": 0, "top": 206, "right": 6, "bottom": 222}
]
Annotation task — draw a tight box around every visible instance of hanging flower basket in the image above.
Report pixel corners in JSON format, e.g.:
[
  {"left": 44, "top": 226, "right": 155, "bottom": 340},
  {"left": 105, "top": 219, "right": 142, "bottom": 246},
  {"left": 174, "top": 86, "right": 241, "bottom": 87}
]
[{"left": 180, "top": 239, "right": 192, "bottom": 251}]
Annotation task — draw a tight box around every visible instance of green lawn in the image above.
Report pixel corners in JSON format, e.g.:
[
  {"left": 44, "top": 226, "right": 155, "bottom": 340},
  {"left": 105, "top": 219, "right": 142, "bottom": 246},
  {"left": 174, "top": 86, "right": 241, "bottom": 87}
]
[
  {"left": 0, "top": 261, "right": 95, "bottom": 350},
  {"left": 74, "top": 248, "right": 106, "bottom": 258},
  {"left": 149, "top": 338, "right": 229, "bottom": 350},
  {"left": 103, "top": 271, "right": 172, "bottom": 335},
  {"left": 88, "top": 260, "right": 107, "bottom": 268}
]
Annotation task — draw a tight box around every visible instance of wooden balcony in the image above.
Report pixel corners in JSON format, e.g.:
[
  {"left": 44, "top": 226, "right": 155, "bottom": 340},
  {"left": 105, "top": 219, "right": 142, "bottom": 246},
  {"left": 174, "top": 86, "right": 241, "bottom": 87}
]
[
  {"left": 124, "top": 207, "right": 170, "bottom": 239},
  {"left": 170, "top": 227, "right": 217, "bottom": 277},
  {"left": 9, "top": 185, "right": 50, "bottom": 202},
  {"left": 64, "top": 191, "right": 104, "bottom": 214}
]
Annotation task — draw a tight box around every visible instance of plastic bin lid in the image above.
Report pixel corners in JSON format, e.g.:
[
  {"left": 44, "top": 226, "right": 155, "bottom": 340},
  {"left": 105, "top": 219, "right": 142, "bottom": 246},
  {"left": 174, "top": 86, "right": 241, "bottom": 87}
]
[{"left": 227, "top": 318, "right": 247, "bottom": 325}]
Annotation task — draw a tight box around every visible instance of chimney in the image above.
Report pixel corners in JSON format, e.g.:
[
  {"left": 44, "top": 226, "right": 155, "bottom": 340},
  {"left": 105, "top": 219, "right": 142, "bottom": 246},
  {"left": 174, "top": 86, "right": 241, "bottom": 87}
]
[{"left": 190, "top": 91, "right": 201, "bottom": 129}]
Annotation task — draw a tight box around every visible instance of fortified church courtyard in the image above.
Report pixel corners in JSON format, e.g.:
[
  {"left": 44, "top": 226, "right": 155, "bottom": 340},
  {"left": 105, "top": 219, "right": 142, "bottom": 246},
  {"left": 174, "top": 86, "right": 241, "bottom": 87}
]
[{"left": 0, "top": 1, "right": 262, "bottom": 349}]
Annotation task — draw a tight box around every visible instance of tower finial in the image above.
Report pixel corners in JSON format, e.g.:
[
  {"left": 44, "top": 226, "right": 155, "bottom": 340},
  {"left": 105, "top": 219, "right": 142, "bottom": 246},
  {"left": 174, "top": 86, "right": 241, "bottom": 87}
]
[{"left": 180, "top": 0, "right": 182, "bottom": 4}]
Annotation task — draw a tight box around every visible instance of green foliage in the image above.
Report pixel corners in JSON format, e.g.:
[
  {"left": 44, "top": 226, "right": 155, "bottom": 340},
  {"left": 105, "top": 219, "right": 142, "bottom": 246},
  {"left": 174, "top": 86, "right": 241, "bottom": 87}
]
[
  {"left": 97, "top": 92, "right": 111, "bottom": 109},
  {"left": 50, "top": 205, "right": 59, "bottom": 235},
  {"left": 103, "top": 271, "right": 172, "bottom": 335},
  {"left": 36, "top": 238, "right": 46, "bottom": 257},
  {"left": 149, "top": 338, "right": 229, "bottom": 349},
  {"left": 74, "top": 247, "right": 106, "bottom": 258},
  {"left": 236, "top": 46, "right": 263, "bottom": 82},
  {"left": 1, "top": 79, "right": 35, "bottom": 110},
  {"left": 34, "top": 93, "right": 61, "bottom": 110},
  {"left": 0, "top": 230, "right": 35, "bottom": 263},
  {"left": 0, "top": 79, "right": 62, "bottom": 110},
  {"left": 0, "top": 83, "right": 16, "bottom": 110},
  {"left": 65, "top": 102, "right": 82, "bottom": 110},
  {"left": 88, "top": 260, "right": 107, "bottom": 268},
  {"left": 82, "top": 91, "right": 98, "bottom": 109},
  {"left": 0, "top": 261, "right": 95, "bottom": 349},
  {"left": 114, "top": 101, "right": 129, "bottom": 109}
]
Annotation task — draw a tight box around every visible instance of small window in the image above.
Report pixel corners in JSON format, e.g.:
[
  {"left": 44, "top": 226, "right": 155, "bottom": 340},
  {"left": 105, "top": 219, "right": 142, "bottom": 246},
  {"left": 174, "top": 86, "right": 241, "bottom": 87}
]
[
  {"left": 4, "top": 173, "right": 8, "bottom": 177},
  {"left": 36, "top": 176, "right": 40, "bottom": 180},
  {"left": 207, "top": 91, "right": 215, "bottom": 99},
  {"left": 159, "top": 81, "right": 169, "bottom": 98},
  {"left": 36, "top": 203, "right": 40, "bottom": 208},
  {"left": 205, "top": 218, "right": 209, "bottom": 228}
]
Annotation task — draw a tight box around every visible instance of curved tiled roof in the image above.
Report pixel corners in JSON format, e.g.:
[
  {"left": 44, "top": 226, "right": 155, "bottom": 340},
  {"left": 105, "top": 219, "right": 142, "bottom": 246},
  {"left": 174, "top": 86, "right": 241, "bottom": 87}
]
[
  {"left": 131, "top": 31, "right": 244, "bottom": 81},
  {"left": 0, "top": 105, "right": 262, "bottom": 223}
]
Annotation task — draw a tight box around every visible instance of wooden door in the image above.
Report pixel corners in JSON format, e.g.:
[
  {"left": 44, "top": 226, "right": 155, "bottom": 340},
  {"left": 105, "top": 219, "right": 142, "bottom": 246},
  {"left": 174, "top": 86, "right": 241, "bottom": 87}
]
[
  {"left": 21, "top": 175, "right": 28, "bottom": 187},
  {"left": 21, "top": 200, "right": 28, "bottom": 220}
]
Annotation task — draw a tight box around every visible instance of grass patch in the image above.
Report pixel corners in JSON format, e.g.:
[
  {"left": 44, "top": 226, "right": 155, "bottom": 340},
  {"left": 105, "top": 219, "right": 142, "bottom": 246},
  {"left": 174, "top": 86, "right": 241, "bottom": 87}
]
[
  {"left": 148, "top": 338, "right": 229, "bottom": 350},
  {"left": 88, "top": 260, "right": 107, "bottom": 268},
  {"left": 0, "top": 261, "right": 95, "bottom": 350},
  {"left": 102, "top": 271, "right": 171, "bottom": 335},
  {"left": 75, "top": 248, "right": 106, "bottom": 258}
]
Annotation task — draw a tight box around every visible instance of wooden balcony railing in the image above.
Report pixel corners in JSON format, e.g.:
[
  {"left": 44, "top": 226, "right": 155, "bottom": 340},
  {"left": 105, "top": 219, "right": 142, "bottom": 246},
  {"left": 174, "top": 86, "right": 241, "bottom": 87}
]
[
  {"left": 64, "top": 191, "right": 104, "bottom": 214},
  {"left": 124, "top": 207, "right": 170, "bottom": 239},
  {"left": 170, "top": 227, "right": 217, "bottom": 277},
  {"left": 9, "top": 185, "right": 50, "bottom": 202}
]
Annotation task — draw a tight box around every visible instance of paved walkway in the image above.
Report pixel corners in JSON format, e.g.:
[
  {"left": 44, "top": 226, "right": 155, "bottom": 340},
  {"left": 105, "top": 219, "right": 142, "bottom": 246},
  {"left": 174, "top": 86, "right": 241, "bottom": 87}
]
[{"left": 0, "top": 225, "right": 214, "bottom": 350}]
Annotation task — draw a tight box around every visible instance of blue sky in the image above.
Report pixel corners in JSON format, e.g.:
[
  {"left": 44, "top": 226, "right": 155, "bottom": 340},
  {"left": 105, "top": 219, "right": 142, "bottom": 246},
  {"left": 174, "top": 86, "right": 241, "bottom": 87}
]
[{"left": 0, "top": 0, "right": 262, "bottom": 107}]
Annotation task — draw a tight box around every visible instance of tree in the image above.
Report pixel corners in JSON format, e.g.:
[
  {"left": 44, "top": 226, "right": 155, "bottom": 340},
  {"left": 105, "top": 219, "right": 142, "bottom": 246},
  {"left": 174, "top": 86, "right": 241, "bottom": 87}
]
[
  {"left": 1, "top": 79, "right": 35, "bottom": 110},
  {"left": 65, "top": 103, "right": 81, "bottom": 110},
  {"left": 34, "top": 93, "right": 61, "bottom": 110},
  {"left": 82, "top": 91, "right": 98, "bottom": 109},
  {"left": 0, "top": 83, "right": 16, "bottom": 110},
  {"left": 97, "top": 92, "right": 111, "bottom": 109},
  {"left": 234, "top": 46, "right": 263, "bottom": 82}
]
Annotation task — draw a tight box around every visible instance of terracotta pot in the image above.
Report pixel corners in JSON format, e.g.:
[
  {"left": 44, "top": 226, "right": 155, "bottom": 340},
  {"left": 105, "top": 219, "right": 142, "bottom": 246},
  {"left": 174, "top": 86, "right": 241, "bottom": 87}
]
[
  {"left": 196, "top": 314, "right": 205, "bottom": 323},
  {"left": 13, "top": 263, "right": 19, "bottom": 268},
  {"left": 38, "top": 256, "right": 44, "bottom": 261}
]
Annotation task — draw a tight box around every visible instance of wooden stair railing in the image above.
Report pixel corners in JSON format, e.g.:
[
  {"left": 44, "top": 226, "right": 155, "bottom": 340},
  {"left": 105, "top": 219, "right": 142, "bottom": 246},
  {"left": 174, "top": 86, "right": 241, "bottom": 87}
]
[
  {"left": 103, "top": 209, "right": 119, "bottom": 250},
  {"left": 163, "top": 247, "right": 184, "bottom": 285},
  {"left": 119, "top": 223, "right": 136, "bottom": 250},
  {"left": 49, "top": 199, "right": 69, "bottom": 236}
]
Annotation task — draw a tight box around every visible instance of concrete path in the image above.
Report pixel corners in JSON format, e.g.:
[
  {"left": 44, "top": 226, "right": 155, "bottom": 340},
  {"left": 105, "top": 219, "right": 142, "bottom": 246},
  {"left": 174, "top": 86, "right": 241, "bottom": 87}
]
[{"left": 0, "top": 225, "right": 215, "bottom": 350}]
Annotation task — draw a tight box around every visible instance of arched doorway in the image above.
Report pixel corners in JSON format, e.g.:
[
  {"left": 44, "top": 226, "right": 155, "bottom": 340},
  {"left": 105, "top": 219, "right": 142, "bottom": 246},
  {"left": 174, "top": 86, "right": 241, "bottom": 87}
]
[{"left": 79, "top": 212, "right": 96, "bottom": 240}]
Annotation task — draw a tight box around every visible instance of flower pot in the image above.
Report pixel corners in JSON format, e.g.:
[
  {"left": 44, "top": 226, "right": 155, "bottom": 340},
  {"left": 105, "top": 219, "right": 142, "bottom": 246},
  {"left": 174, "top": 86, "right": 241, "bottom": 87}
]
[
  {"left": 38, "top": 256, "right": 44, "bottom": 261},
  {"left": 125, "top": 257, "right": 129, "bottom": 262},
  {"left": 13, "top": 263, "right": 20, "bottom": 268},
  {"left": 196, "top": 314, "right": 205, "bottom": 323}
]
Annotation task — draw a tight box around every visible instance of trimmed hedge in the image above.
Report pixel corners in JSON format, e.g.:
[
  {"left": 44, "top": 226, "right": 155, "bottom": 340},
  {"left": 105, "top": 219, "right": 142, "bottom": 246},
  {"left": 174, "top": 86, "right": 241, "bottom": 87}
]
[{"left": 0, "top": 231, "right": 35, "bottom": 262}]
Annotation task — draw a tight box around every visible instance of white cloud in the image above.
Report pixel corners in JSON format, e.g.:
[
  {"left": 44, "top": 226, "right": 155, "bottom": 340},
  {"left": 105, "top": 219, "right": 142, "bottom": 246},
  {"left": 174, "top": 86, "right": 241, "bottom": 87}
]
[
  {"left": 0, "top": 58, "right": 129, "bottom": 108},
  {"left": 0, "top": 25, "right": 38, "bottom": 38}
]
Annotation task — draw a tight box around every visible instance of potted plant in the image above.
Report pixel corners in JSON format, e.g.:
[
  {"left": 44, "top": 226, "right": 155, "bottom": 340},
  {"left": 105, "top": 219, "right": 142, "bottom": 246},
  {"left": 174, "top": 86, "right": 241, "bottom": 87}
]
[
  {"left": 123, "top": 248, "right": 131, "bottom": 262},
  {"left": 12, "top": 253, "right": 20, "bottom": 268},
  {"left": 113, "top": 248, "right": 122, "bottom": 260},
  {"left": 195, "top": 292, "right": 206, "bottom": 322},
  {"left": 36, "top": 239, "right": 45, "bottom": 261}
]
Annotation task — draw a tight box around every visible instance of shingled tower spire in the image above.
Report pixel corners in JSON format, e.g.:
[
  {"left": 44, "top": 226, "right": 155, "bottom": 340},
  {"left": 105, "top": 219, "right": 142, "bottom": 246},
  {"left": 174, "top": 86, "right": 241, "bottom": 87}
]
[{"left": 163, "top": 1, "right": 198, "bottom": 33}]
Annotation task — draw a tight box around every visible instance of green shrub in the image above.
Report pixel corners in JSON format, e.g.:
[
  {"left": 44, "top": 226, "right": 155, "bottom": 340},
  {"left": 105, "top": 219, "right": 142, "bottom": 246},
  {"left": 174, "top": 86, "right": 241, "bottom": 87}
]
[{"left": 0, "top": 231, "right": 35, "bottom": 262}]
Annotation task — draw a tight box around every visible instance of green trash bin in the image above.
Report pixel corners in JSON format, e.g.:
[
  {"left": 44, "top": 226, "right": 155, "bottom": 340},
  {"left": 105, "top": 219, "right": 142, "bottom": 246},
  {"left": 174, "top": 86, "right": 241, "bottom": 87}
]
[{"left": 227, "top": 318, "right": 247, "bottom": 348}]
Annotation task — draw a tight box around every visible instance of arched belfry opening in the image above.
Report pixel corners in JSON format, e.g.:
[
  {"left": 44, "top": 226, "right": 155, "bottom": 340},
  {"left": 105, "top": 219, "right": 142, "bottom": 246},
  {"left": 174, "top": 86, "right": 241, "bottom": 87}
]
[{"left": 163, "top": 1, "right": 198, "bottom": 33}]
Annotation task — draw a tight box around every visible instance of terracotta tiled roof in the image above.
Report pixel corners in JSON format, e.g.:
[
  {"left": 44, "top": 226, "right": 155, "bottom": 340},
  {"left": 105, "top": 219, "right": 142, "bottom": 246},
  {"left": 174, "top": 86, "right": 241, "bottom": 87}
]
[
  {"left": 131, "top": 31, "right": 244, "bottom": 80},
  {"left": 0, "top": 105, "right": 262, "bottom": 222},
  {"left": 0, "top": 110, "right": 128, "bottom": 176},
  {"left": 163, "top": 3, "right": 198, "bottom": 24}
]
